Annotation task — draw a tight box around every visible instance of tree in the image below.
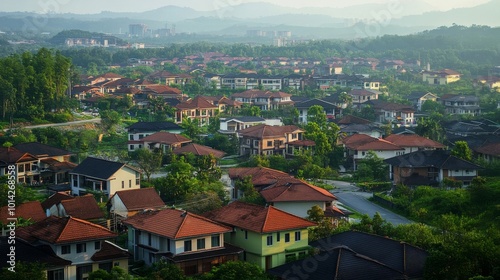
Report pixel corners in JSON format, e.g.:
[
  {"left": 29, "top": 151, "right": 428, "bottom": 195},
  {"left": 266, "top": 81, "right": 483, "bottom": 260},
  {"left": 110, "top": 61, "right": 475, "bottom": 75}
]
[
  {"left": 149, "top": 261, "right": 187, "bottom": 280},
  {"left": 100, "top": 110, "right": 121, "bottom": 134},
  {"left": 200, "top": 261, "right": 270, "bottom": 280},
  {"left": 133, "top": 148, "right": 163, "bottom": 182},
  {"left": 355, "top": 151, "right": 388, "bottom": 182},
  {"left": 307, "top": 205, "right": 334, "bottom": 241},
  {"left": 0, "top": 262, "right": 47, "bottom": 280},
  {"left": 180, "top": 117, "right": 200, "bottom": 141},
  {"left": 88, "top": 267, "right": 136, "bottom": 280},
  {"left": 415, "top": 117, "right": 446, "bottom": 143},
  {"left": 183, "top": 191, "right": 224, "bottom": 215},
  {"left": 451, "top": 141, "right": 472, "bottom": 161},
  {"left": 307, "top": 105, "right": 327, "bottom": 127},
  {"left": 421, "top": 100, "right": 445, "bottom": 114}
]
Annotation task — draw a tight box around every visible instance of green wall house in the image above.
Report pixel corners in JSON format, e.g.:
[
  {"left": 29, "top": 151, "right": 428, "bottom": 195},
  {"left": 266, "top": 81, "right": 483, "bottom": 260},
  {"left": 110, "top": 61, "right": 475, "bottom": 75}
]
[{"left": 203, "top": 201, "right": 316, "bottom": 270}]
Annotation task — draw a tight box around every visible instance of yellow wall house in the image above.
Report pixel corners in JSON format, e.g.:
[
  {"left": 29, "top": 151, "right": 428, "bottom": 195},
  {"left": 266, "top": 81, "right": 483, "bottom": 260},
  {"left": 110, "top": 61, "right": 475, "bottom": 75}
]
[
  {"left": 422, "top": 69, "right": 461, "bottom": 85},
  {"left": 203, "top": 201, "right": 316, "bottom": 270}
]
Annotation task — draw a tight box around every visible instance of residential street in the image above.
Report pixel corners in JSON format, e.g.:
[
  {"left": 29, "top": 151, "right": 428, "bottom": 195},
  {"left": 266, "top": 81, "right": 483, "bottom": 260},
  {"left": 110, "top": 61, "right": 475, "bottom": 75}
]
[
  {"left": 326, "top": 180, "right": 412, "bottom": 226},
  {"left": 2, "top": 117, "right": 101, "bottom": 132}
]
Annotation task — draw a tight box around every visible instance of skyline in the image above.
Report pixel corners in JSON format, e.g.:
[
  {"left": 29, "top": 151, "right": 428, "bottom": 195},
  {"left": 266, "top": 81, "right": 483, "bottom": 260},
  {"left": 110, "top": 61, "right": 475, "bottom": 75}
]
[{"left": 0, "top": 0, "right": 489, "bottom": 14}]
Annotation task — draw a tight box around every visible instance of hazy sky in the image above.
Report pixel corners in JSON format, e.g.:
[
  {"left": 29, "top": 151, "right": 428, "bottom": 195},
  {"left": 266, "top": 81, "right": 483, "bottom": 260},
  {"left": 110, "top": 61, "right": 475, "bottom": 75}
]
[{"left": 0, "top": 0, "right": 488, "bottom": 14}]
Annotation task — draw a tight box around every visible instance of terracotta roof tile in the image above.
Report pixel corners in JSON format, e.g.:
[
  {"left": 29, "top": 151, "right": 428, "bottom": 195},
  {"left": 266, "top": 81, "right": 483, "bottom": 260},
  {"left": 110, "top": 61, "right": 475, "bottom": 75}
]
[
  {"left": 91, "top": 240, "right": 130, "bottom": 261},
  {"left": 17, "top": 216, "right": 117, "bottom": 244},
  {"left": 144, "top": 85, "right": 182, "bottom": 95},
  {"left": 384, "top": 134, "right": 446, "bottom": 149},
  {"left": 141, "top": 132, "right": 192, "bottom": 145},
  {"left": 0, "top": 147, "right": 38, "bottom": 164},
  {"left": 176, "top": 95, "right": 219, "bottom": 110},
  {"left": 203, "top": 201, "right": 316, "bottom": 233},
  {"left": 260, "top": 178, "right": 336, "bottom": 203},
  {"left": 474, "top": 142, "right": 500, "bottom": 157},
  {"left": 123, "top": 208, "right": 231, "bottom": 239},
  {"left": 60, "top": 194, "right": 104, "bottom": 220},
  {"left": 228, "top": 167, "right": 291, "bottom": 186},
  {"left": 238, "top": 124, "right": 303, "bottom": 139},
  {"left": 42, "top": 192, "right": 73, "bottom": 210},
  {"left": 343, "top": 134, "right": 403, "bottom": 151},
  {"left": 0, "top": 201, "right": 46, "bottom": 224},
  {"left": 110, "top": 188, "right": 165, "bottom": 211},
  {"left": 172, "top": 143, "right": 226, "bottom": 158}
]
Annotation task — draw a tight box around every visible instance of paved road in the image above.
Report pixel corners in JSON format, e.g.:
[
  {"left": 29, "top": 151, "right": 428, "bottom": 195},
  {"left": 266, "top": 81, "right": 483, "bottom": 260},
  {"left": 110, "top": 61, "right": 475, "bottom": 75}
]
[
  {"left": 3, "top": 118, "right": 101, "bottom": 131},
  {"left": 326, "top": 180, "right": 412, "bottom": 225}
]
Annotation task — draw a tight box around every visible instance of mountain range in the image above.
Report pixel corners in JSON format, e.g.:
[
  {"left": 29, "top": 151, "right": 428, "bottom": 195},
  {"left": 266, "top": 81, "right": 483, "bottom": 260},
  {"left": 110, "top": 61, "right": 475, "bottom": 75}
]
[{"left": 0, "top": 1, "right": 497, "bottom": 40}]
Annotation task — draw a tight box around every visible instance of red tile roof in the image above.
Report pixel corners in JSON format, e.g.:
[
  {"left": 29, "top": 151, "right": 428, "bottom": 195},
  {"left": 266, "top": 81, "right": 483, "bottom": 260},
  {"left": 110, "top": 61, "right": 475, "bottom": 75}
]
[
  {"left": 474, "top": 142, "right": 500, "bottom": 157},
  {"left": 0, "top": 201, "right": 46, "bottom": 224},
  {"left": 0, "top": 147, "right": 38, "bottom": 164},
  {"left": 141, "top": 132, "right": 192, "bottom": 145},
  {"left": 172, "top": 143, "right": 226, "bottom": 158},
  {"left": 41, "top": 192, "right": 73, "bottom": 210},
  {"left": 203, "top": 201, "right": 316, "bottom": 233},
  {"left": 60, "top": 194, "right": 104, "bottom": 220},
  {"left": 238, "top": 124, "right": 303, "bottom": 139},
  {"left": 176, "top": 95, "right": 219, "bottom": 110},
  {"left": 228, "top": 167, "right": 291, "bottom": 186},
  {"left": 342, "top": 134, "right": 403, "bottom": 151},
  {"left": 123, "top": 208, "right": 231, "bottom": 239},
  {"left": 91, "top": 241, "right": 130, "bottom": 261},
  {"left": 110, "top": 188, "right": 165, "bottom": 211},
  {"left": 336, "top": 115, "right": 372, "bottom": 125},
  {"left": 144, "top": 85, "right": 182, "bottom": 95},
  {"left": 98, "top": 72, "right": 124, "bottom": 79},
  {"left": 17, "top": 216, "right": 117, "bottom": 244},
  {"left": 260, "top": 178, "right": 336, "bottom": 203},
  {"left": 384, "top": 134, "right": 446, "bottom": 149}
]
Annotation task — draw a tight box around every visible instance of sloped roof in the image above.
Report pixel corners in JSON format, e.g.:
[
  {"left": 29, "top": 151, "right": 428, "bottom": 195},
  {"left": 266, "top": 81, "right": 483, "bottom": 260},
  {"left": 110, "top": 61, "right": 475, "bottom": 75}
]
[
  {"left": 342, "top": 134, "right": 403, "bottom": 151},
  {"left": 60, "top": 194, "right": 104, "bottom": 220},
  {"left": 407, "top": 91, "right": 437, "bottom": 100},
  {"left": 385, "top": 150, "right": 483, "bottom": 170},
  {"left": 14, "top": 142, "right": 72, "bottom": 158},
  {"left": 474, "top": 142, "right": 500, "bottom": 157},
  {"left": 176, "top": 95, "right": 219, "bottom": 110},
  {"left": 123, "top": 208, "right": 231, "bottom": 239},
  {"left": 0, "top": 237, "right": 71, "bottom": 267},
  {"left": 384, "top": 134, "right": 446, "bottom": 149},
  {"left": 42, "top": 160, "right": 77, "bottom": 172},
  {"left": 222, "top": 116, "right": 265, "bottom": 123},
  {"left": 231, "top": 90, "right": 292, "bottom": 98},
  {"left": 260, "top": 178, "right": 336, "bottom": 203},
  {"left": 0, "top": 201, "right": 46, "bottom": 224},
  {"left": 202, "top": 201, "right": 316, "bottom": 233},
  {"left": 17, "top": 216, "right": 117, "bottom": 244},
  {"left": 368, "top": 100, "right": 415, "bottom": 112},
  {"left": 228, "top": 167, "right": 291, "bottom": 186},
  {"left": 42, "top": 192, "right": 73, "bottom": 210},
  {"left": 110, "top": 188, "right": 164, "bottom": 211},
  {"left": 141, "top": 131, "right": 192, "bottom": 145},
  {"left": 238, "top": 124, "right": 302, "bottom": 139},
  {"left": 349, "top": 89, "right": 378, "bottom": 96},
  {"left": 172, "top": 143, "right": 226, "bottom": 158},
  {"left": 295, "top": 98, "right": 338, "bottom": 109},
  {"left": 70, "top": 157, "right": 133, "bottom": 180},
  {"left": 91, "top": 240, "right": 130, "bottom": 261},
  {"left": 335, "top": 115, "right": 372, "bottom": 125},
  {"left": 97, "top": 72, "right": 124, "bottom": 79},
  {"left": 0, "top": 147, "right": 38, "bottom": 164},
  {"left": 144, "top": 85, "right": 182, "bottom": 95}
]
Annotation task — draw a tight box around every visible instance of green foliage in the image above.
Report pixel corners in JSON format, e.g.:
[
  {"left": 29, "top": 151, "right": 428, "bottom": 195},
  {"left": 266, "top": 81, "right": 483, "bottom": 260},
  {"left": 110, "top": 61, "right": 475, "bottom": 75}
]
[
  {"left": 100, "top": 110, "right": 122, "bottom": 134},
  {"left": 200, "top": 133, "right": 239, "bottom": 155},
  {"left": 132, "top": 148, "right": 163, "bottom": 182},
  {"left": 182, "top": 191, "right": 224, "bottom": 215},
  {"left": 200, "top": 261, "right": 270, "bottom": 280},
  {"left": 0, "top": 262, "right": 47, "bottom": 280},
  {"left": 149, "top": 261, "right": 187, "bottom": 280},
  {"left": 307, "top": 205, "right": 335, "bottom": 241},
  {"left": 451, "top": 141, "right": 473, "bottom": 161},
  {"left": 354, "top": 151, "right": 389, "bottom": 182},
  {"left": 0, "top": 178, "right": 43, "bottom": 207},
  {"left": 415, "top": 117, "right": 446, "bottom": 143},
  {"left": 421, "top": 100, "right": 445, "bottom": 114}
]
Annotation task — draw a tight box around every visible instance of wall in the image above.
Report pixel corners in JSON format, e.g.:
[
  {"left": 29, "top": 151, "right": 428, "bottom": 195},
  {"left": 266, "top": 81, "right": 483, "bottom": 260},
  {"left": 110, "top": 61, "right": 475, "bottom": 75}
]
[
  {"left": 273, "top": 201, "right": 323, "bottom": 218},
  {"left": 109, "top": 167, "right": 140, "bottom": 197}
]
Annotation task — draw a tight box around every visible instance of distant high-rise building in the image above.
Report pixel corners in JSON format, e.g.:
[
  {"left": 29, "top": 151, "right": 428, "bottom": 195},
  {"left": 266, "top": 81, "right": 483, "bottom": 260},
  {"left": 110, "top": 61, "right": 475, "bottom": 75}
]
[{"left": 129, "top": 24, "right": 147, "bottom": 37}]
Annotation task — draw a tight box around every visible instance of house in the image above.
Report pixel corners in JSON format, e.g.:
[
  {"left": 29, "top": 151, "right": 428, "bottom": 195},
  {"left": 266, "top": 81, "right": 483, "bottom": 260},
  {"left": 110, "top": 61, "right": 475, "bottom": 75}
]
[
  {"left": 228, "top": 167, "right": 292, "bottom": 199},
  {"left": 384, "top": 134, "right": 446, "bottom": 154},
  {"left": 443, "top": 119, "right": 500, "bottom": 137},
  {"left": 473, "top": 142, "right": 500, "bottom": 163},
  {"left": 230, "top": 90, "right": 294, "bottom": 111},
  {"left": 17, "top": 216, "right": 130, "bottom": 280},
  {"left": 141, "top": 85, "right": 184, "bottom": 100},
  {"left": 407, "top": 91, "right": 439, "bottom": 111},
  {"left": 70, "top": 157, "right": 141, "bottom": 198},
  {"left": 342, "top": 134, "right": 405, "bottom": 170},
  {"left": 334, "top": 115, "right": 383, "bottom": 138},
  {"left": 0, "top": 236, "right": 72, "bottom": 279},
  {"left": 203, "top": 201, "right": 316, "bottom": 270},
  {"left": 475, "top": 76, "right": 500, "bottom": 92},
  {"left": 88, "top": 72, "right": 125, "bottom": 85},
  {"left": 348, "top": 89, "right": 379, "bottom": 106},
  {"left": 172, "top": 143, "right": 226, "bottom": 159},
  {"left": 237, "top": 124, "right": 308, "bottom": 156},
  {"left": 269, "top": 230, "right": 427, "bottom": 280},
  {"left": 203, "top": 73, "right": 222, "bottom": 89},
  {"left": 43, "top": 194, "right": 105, "bottom": 222},
  {"left": 175, "top": 95, "right": 219, "bottom": 126},
  {"left": 127, "top": 121, "right": 183, "bottom": 143},
  {"left": 148, "top": 70, "right": 193, "bottom": 86},
  {"left": 0, "top": 147, "right": 39, "bottom": 184},
  {"left": 294, "top": 98, "right": 340, "bottom": 124},
  {"left": 282, "top": 74, "right": 306, "bottom": 90},
  {"left": 0, "top": 201, "right": 46, "bottom": 235},
  {"left": 15, "top": 142, "right": 76, "bottom": 185},
  {"left": 219, "top": 117, "right": 283, "bottom": 134},
  {"left": 441, "top": 94, "right": 481, "bottom": 116},
  {"left": 367, "top": 100, "right": 415, "bottom": 126},
  {"left": 422, "top": 69, "right": 461, "bottom": 85},
  {"left": 122, "top": 208, "right": 243, "bottom": 275},
  {"left": 129, "top": 131, "right": 192, "bottom": 152},
  {"left": 385, "top": 150, "right": 483, "bottom": 187}
]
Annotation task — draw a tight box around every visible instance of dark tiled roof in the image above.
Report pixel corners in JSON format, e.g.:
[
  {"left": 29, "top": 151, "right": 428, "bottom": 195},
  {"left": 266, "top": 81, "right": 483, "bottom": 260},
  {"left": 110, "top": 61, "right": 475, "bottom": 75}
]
[
  {"left": 294, "top": 98, "right": 338, "bottom": 109},
  {"left": 0, "top": 237, "right": 71, "bottom": 268},
  {"left": 335, "top": 115, "right": 372, "bottom": 125},
  {"left": 42, "top": 192, "right": 73, "bottom": 210},
  {"left": 70, "top": 157, "right": 133, "bottom": 180},
  {"left": 0, "top": 201, "right": 46, "bottom": 224},
  {"left": 202, "top": 201, "right": 316, "bottom": 233},
  {"left": 60, "top": 194, "right": 105, "bottom": 220},
  {"left": 127, "top": 121, "right": 181, "bottom": 132},
  {"left": 385, "top": 150, "right": 483, "bottom": 170},
  {"left": 222, "top": 116, "right": 265, "bottom": 123},
  {"left": 110, "top": 188, "right": 164, "bottom": 211},
  {"left": 474, "top": 142, "right": 500, "bottom": 157},
  {"left": 91, "top": 241, "right": 130, "bottom": 261},
  {"left": 0, "top": 147, "right": 37, "bottom": 164},
  {"left": 14, "top": 142, "right": 72, "bottom": 158}
]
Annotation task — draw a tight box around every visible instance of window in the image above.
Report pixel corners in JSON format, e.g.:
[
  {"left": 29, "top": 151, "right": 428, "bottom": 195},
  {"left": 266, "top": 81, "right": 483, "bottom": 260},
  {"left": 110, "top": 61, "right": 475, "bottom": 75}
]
[
  {"left": 245, "top": 231, "right": 248, "bottom": 239},
  {"left": 277, "top": 232, "right": 280, "bottom": 242},
  {"left": 267, "top": 235, "right": 273, "bottom": 246},
  {"left": 122, "top": 181, "right": 124, "bottom": 189},
  {"left": 95, "top": 241, "right": 101, "bottom": 250},
  {"left": 129, "top": 180, "right": 132, "bottom": 188},
  {"left": 61, "top": 245, "right": 71, "bottom": 254},
  {"left": 25, "top": 163, "right": 31, "bottom": 171},
  {"left": 129, "top": 145, "right": 134, "bottom": 150},
  {"left": 18, "top": 164, "right": 24, "bottom": 173},
  {"left": 184, "top": 240, "right": 192, "bottom": 252},
  {"left": 129, "top": 135, "right": 134, "bottom": 140},
  {"left": 295, "top": 231, "right": 301, "bottom": 241},
  {"left": 267, "top": 141, "right": 273, "bottom": 147},
  {"left": 211, "top": 235, "right": 220, "bottom": 247},
  {"left": 285, "top": 233, "right": 290, "bottom": 243},
  {"left": 148, "top": 233, "right": 152, "bottom": 246},
  {"left": 47, "top": 269, "right": 64, "bottom": 280},
  {"left": 197, "top": 238, "right": 206, "bottom": 250},
  {"left": 76, "top": 243, "right": 86, "bottom": 253},
  {"left": 98, "top": 262, "right": 112, "bottom": 272}
]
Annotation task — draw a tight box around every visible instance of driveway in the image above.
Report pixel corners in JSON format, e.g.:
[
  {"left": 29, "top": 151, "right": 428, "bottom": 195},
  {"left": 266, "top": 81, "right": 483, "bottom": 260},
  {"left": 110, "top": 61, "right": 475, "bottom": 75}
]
[{"left": 325, "top": 180, "right": 412, "bottom": 226}]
